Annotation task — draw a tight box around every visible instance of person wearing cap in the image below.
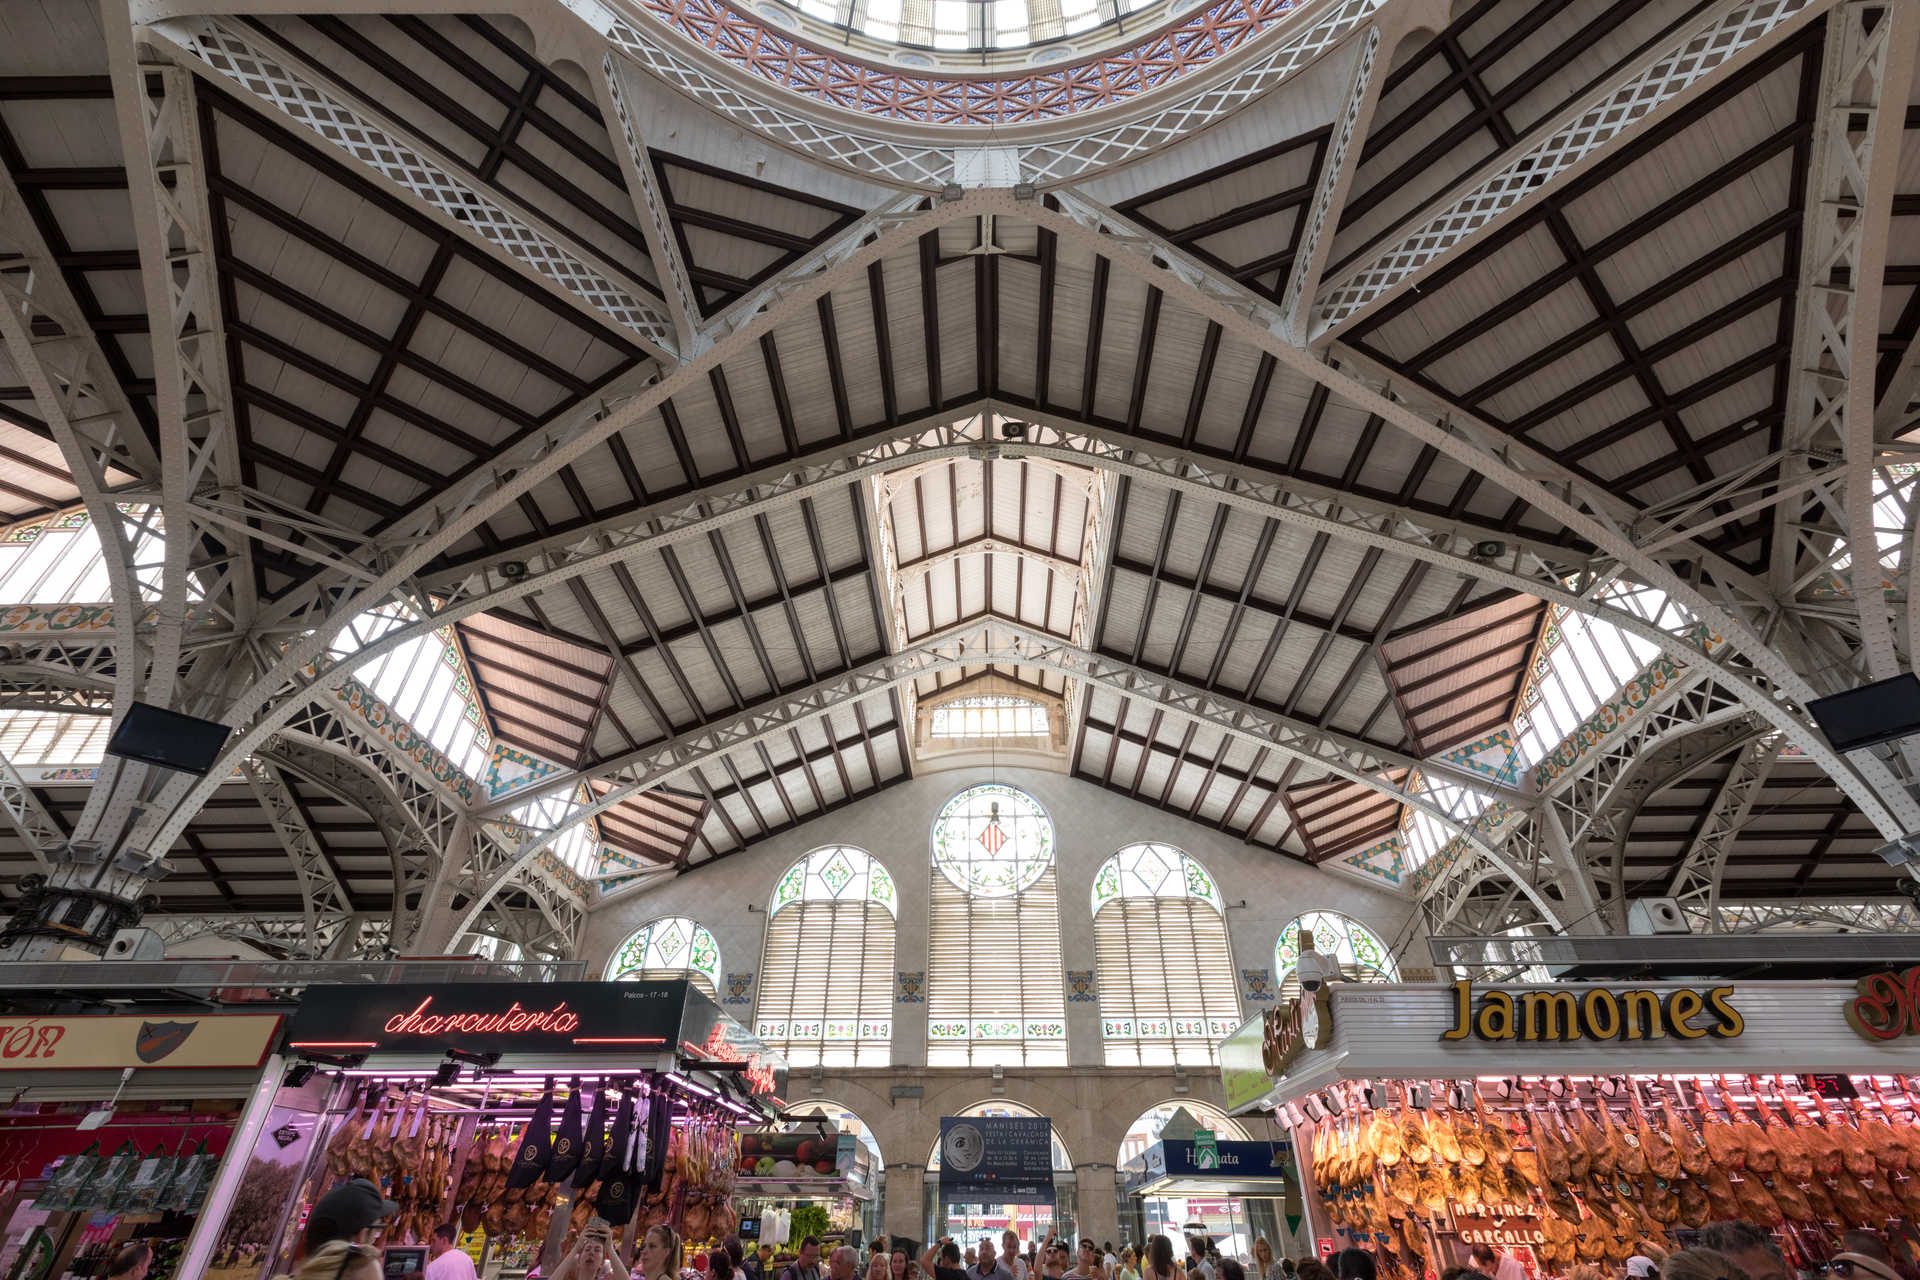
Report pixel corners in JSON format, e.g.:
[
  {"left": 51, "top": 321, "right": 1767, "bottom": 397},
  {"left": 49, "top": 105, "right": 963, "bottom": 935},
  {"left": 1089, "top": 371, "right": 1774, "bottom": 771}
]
[
  {"left": 427, "top": 1223, "right": 478, "bottom": 1280},
  {"left": 1824, "top": 1253, "right": 1900, "bottom": 1280},
  {"left": 1625, "top": 1257, "right": 1659, "bottom": 1280},
  {"left": 306, "top": 1177, "right": 398, "bottom": 1252}
]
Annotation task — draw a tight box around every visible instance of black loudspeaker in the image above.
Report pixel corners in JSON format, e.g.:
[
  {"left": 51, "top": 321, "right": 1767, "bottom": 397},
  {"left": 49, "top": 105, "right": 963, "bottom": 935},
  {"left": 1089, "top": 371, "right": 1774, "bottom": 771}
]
[
  {"left": 104, "top": 701, "right": 232, "bottom": 775},
  {"left": 1807, "top": 672, "right": 1920, "bottom": 752}
]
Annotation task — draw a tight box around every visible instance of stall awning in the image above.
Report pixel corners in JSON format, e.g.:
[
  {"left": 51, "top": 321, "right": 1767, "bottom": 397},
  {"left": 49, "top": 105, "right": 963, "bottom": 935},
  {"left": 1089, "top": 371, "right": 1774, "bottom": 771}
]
[{"left": 1121, "top": 1139, "right": 1294, "bottom": 1198}]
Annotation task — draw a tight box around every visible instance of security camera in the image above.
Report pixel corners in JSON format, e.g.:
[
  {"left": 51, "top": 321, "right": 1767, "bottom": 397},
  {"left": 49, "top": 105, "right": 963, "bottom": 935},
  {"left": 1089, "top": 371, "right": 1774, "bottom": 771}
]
[{"left": 1296, "top": 950, "right": 1342, "bottom": 992}]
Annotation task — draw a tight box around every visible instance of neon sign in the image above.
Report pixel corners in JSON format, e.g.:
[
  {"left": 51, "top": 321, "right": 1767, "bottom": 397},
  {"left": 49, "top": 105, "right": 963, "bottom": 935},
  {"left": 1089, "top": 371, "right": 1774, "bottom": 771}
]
[
  {"left": 383, "top": 997, "right": 582, "bottom": 1037},
  {"left": 689, "top": 1023, "right": 778, "bottom": 1096}
]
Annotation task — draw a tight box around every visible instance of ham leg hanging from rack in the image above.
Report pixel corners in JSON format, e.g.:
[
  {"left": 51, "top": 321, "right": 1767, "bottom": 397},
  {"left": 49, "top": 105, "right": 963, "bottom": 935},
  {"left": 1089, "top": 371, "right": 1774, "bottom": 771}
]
[
  {"left": 1631, "top": 1085, "right": 1679, "bottom": 1180},
  {"left": 1662, "top": 1094, "right": 1709, "bottom": 1177},
  {"left": 1719, "top": 1076, "right": 1778, "bottom": 1174},
  {"left": 1797, "top": 1090, "right": 1854, "bottom": 1177},
  {"left": 1691, "top": 1079, "right": 1746, "bottom": 1170},
  {"left": 1749, "top": 1075, "right": 1812, "bottom": 1181}
]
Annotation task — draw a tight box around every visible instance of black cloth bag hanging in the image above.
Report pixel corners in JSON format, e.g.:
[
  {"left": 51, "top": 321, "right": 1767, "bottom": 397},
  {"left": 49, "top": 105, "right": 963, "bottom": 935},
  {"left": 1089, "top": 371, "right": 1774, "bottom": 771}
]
[
  {"left": 595, "top": 1090, "right": 640, "bottom": 1225},
  {"left": 642, "top": 1082, "right": 672, "bottom": 1191},
  {"left": 506, "top": 1077, "right": 557, "bottom": 1190},
  {"left": 572, "top": 1086, "right": 610, "bottom": 1191},
  {"left": 549, "top": 1077, "right": 586, "bottom": 1185}
]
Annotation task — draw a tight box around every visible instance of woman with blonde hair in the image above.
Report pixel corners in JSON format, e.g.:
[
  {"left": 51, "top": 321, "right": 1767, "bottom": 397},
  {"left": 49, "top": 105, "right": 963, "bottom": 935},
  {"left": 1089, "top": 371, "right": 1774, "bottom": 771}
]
[
  {"left": 286, "top": 1241, "right": 382, "bottom": 1280},
  {"left": 636, "top": 1224, "right": 685, "bottom": 1280},
  {"left": 1250, "top": 1240, "right": 1282, "bottom": 1280}
]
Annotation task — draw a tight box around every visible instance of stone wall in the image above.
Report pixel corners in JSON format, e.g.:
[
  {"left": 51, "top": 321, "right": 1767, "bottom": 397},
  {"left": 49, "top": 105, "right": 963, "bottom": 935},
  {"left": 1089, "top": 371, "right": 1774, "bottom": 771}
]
[{"left": 580, "top": 766, "right": 1416, "bottom": 1246}]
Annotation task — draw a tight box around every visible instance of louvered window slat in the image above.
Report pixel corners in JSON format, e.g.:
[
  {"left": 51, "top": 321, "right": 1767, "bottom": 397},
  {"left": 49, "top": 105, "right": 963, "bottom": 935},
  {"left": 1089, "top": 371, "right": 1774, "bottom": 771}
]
[
  {"left": 1092, "top": 847, "right": 1239, "bottom": 1066},
  {"left": 758, "top": 900, "right": 896, "bottom": 1068}
]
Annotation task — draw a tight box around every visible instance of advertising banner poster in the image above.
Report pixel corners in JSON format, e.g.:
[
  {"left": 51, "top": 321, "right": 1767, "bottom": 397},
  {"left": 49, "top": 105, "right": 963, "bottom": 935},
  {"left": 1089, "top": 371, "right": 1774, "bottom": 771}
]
[{"left": 938, "top": 1116, "right": 1055, "bottom": 1203}]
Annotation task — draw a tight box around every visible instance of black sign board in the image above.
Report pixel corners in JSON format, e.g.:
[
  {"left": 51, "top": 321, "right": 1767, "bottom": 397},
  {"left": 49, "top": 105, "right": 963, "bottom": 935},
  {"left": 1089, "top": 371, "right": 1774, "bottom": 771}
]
[
  {"left": 1803, "top": 1073, "right": 1859, "bottom": 1100},
  {"left": 286, "top": 981, "right": 688, "bottom": 1057},
  {"left": 938, "top": 1115, "right": 1055, "bottom": 1203}
]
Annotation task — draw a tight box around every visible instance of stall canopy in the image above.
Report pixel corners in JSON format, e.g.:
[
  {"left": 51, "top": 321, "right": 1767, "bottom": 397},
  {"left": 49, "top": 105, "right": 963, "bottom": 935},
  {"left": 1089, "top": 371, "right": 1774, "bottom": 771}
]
[{"left": 1122, "top": 1139, "right": 1295, "bottom": 1198}]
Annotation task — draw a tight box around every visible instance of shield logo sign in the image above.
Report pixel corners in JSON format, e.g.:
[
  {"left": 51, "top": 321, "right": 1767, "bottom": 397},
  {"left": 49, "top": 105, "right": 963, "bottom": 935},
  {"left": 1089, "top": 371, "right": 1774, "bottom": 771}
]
[{"left": 136, "top": 1021, "right": 198, "bottom": 1063}]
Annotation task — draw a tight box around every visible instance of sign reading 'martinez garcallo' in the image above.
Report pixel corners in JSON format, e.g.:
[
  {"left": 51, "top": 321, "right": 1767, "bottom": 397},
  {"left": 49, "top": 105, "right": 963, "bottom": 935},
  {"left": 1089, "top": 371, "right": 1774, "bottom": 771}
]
[{"left": 1440, "top": 980, "right": 1744, "bottom": 1043}]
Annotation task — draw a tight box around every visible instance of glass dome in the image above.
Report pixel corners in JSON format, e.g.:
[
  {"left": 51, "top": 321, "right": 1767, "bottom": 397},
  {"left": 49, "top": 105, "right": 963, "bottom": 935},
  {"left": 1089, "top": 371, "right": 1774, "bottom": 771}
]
[{"left": 770, "top": 0, "right": 1165, "bottom": 51}]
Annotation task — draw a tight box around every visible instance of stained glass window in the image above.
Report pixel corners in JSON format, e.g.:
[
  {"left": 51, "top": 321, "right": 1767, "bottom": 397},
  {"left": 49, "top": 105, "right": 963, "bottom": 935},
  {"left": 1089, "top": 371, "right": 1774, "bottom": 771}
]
[
  {"left": 605, "top": 915, "right": 722, "bottom": 996},
  {"left": 1092, "top": 846, "right": 1238, "bottom": 1065},
  {"left": 930, "top": 782, "right": 1053, "bottom": 897},
  {"left": 928, "top": 785, "right": 1066, "bottom": 1065},
  {"left": 759, "top": 847, "right": 897, "bottom": 1067},
  {"left": 1273, "top": 911, "right": 1398, "bottom": 999}
]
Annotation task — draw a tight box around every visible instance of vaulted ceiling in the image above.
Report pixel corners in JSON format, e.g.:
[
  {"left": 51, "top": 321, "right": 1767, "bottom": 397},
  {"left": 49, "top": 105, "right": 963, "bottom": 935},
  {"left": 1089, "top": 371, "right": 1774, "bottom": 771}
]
[{"left": 0, "top": 0, "right": 1914, "bottom": 950}]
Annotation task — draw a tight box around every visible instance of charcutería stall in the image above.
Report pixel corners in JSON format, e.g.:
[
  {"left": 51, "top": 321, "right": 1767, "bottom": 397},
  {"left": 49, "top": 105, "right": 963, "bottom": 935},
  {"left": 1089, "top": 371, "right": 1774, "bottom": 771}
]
[
  {"left": 223, "top": 979, "right": 784, "bottom": 1280},
  {"left": 0, "top": 1010, "right": 282, "bottom": 1280},
  {"left": 1218, "top": 976, "right": 1920, "bottom": 1277}
]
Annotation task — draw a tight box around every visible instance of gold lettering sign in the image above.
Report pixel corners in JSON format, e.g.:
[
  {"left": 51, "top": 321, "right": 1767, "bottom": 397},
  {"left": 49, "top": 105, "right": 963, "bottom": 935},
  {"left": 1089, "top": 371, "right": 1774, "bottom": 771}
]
[{"left": 1441, "top": 982, "right": 1742, "bottom": 1044}]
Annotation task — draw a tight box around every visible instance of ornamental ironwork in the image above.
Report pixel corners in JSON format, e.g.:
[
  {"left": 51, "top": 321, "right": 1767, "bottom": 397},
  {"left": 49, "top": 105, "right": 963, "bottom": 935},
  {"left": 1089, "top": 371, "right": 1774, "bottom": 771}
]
[{"left": 632, "top": 0, "right": 1298, "bottom": 124}]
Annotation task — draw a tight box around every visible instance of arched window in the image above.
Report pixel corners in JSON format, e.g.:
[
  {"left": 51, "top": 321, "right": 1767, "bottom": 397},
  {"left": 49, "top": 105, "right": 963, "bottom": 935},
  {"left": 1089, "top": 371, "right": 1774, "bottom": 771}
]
[
  {"left": 1274, "top": 910, "right": 1398, "bottom": 999},
  {"left": 605, "top": 916, "right": 721, "bottom": 997},
  {"left": 1091, "top": 844, "right": 1241, "bottom": 1065},
  {"left": 925, "top": 1099, "right": 1074, "bottom": 1172},
  {"left": 756, "top": 846, "right": 897, "bottom": 1067},
  {"left": 927, "top": 784, "right": 1067, "bottom": 1066}
]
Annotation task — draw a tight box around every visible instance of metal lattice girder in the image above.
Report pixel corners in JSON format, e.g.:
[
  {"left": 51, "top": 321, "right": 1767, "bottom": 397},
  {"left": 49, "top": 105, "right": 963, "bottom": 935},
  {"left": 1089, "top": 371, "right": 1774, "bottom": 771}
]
[
  {"left": 1706, "top": 898, "right": 1920, "bottom": 932},
  {"left": 105, "top": 40, "right": 255, "bottom": 711},
  {"left": 1312, "top": 0, "right": 1834, "bottom": 338},
  {"left": 1276, "top": 21, "right": 1386, "bottom": 343},
  {"left": 0, "top": 146, "right": 165, "bottom": 846},
  {"left": 240, "top": 757, "right": 354, "bottom": 955},
  {"left": 142, "top": 16, "right": 679, "bottom": 360},
  {"left": 1666, "top": 733, "right": 1784, "bottom": 928},
  {"left": 598, "top": 0, "right": 1388, "bottom": 189},
  {"left": 1025, "top": 189, "right": 1920, "bottom": 838},
  {"left": 0, "top": 749, "right": 62, "bottom": 872},
  {"left": 595, "top": 52, "right": 702, "bottom": 354},
  {"left": 124, "top": 191, "right": 989, "bottom": 864},
  {"left": 1773, "top": 0, "right": 1918, "bottom": 686},
  {"left": 148, "top": 911, "right": 363, "bottom": 957},
  {"left": 471, "top": 618, "right": 1561, "bottom": 933}
]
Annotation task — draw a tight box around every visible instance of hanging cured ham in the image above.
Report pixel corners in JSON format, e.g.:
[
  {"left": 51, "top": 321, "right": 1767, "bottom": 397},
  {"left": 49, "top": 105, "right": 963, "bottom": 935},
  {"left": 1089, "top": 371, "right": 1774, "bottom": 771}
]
[
  {"left": 1632, "top": 1092, "right": 1679, "bottom": 1180},
  {"left": 1747, "top": 1077, "right": 1811, "bottom": 1181},
  {"left": 1663, "top": 1097, "right": 1710, "bottom": 1177}
]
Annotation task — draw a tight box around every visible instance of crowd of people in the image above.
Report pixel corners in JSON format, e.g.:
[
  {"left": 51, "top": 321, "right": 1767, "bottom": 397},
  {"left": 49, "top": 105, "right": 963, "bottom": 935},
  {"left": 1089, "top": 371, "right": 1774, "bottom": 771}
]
[{"left": 265, "top": 1180, "right": 1910, "bottom": 1280}]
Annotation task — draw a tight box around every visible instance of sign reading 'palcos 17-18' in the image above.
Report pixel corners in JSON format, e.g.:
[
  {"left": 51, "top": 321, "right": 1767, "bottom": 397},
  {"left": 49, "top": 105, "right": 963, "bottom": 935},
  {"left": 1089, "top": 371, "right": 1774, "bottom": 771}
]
[{"left": 1440, "top": 981, "right": 1744, "bottom": 1042}]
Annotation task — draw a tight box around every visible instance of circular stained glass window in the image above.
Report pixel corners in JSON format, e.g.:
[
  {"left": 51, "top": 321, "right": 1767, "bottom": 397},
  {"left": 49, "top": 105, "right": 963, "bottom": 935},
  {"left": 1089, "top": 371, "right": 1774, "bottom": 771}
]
[{"left": 930, "top": 783, "right": 1053, "bottom": 897}]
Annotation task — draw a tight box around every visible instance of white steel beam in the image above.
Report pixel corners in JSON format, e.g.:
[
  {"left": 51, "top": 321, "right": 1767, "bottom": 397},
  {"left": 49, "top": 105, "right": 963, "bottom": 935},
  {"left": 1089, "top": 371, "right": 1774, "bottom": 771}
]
[
  {"left": 0, "top": 749, "right": 62, "bottom": 872},
  {"left": 468, "top": 618, "right": 1560, "bottom": 935},
  {"left": 1666, "top": 733, "right": 1783, "bottom": 929},
  {"left": 0, "top": 143, "right": 161, "bottom": 847},
  {"left": 1772, "top": 0, "right": 1916, "bottom": 684},
  {"left": 121, "top": 190, "right": 989, "bottom": 862},
  {"left": 1311, "top": 0, "right": 1834, "bottom": 338},
  {"left": 104, "top": 34, "right": 258, "bottom": 717},
  {"left": 240, "top": 757, "right": 353, "bottom": 955},
  {"left": 594, "top": 53, "right": 702, "bottom": 354},
  {"left": 142, "top": 16, "right": 679, "bottom": 360},
  {"left": 1027, "top": 190, "right": 1920, "bottom": 838},
  {"left": 1276, "top": 20, "right": 1387, "bottom": 344}
]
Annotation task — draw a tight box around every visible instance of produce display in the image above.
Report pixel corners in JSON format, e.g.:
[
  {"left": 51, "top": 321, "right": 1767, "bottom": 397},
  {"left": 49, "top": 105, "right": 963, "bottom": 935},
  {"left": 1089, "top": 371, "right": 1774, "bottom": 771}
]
[
  {"left": 1305, "top": 1074, "right": 1920, "bottom": 1275},
  {"left": 317, "top": 1076, "right": 741, "bottom": 1259}
]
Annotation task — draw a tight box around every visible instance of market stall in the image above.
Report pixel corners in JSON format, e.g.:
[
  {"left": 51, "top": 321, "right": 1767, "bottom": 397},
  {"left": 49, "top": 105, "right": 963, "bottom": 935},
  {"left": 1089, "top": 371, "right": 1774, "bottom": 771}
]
[
  {"left": 227, "top": 980, "right": 783, "bottom": 1280},
  {"left": 733, "top": 1127, "right": 878, "bottom": 1248},
  {"left": 0, "top": 1010, "right": 282, "bottom": 1280},
  {"left": 1120, "top": 1133, "right": 1301, "bottom": 1260},
  {"left": 1218, "top": 974, "right": 1920, "bottom": 1277}
]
